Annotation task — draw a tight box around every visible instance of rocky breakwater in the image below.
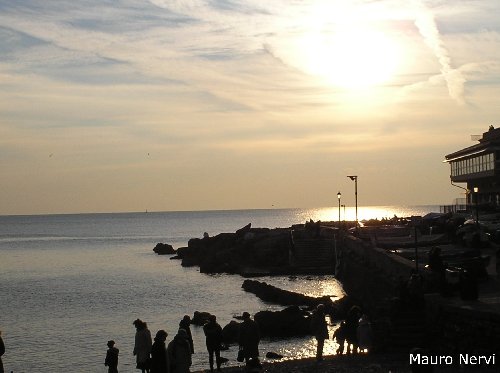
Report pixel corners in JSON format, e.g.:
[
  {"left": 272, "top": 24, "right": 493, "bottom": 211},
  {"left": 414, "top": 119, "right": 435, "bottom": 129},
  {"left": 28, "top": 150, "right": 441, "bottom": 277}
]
[
  {"left": 174, "top": 223, "right": 293, "bottom": 274},
  {"left": 242, "top": 279, "right": 354, "bottom": 320}
]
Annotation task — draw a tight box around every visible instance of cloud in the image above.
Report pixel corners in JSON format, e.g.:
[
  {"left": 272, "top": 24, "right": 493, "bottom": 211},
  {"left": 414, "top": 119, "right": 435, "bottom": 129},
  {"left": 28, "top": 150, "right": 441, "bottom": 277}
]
[{"left": 412, "top": 0, "right": 467, "bottom": 104}]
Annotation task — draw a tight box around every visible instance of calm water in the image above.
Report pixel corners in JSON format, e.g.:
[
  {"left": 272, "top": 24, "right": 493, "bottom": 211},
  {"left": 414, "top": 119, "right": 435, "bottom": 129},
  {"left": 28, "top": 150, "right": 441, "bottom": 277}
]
[{"left": 0, "top": 206, "right": 438, "bottom": 372}]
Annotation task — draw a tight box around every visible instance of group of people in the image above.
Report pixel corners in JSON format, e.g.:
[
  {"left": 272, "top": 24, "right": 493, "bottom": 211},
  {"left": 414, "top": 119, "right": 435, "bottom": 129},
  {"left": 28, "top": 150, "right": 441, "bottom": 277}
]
[
  {"left": 105, "top": 312, "right": 261, "bottom": 373},
  {"left": 128, "top": 317, "right": 194, "bottom": 373},
  {"left": 311, "top": 304, "right": 373, "bottom": 361}
]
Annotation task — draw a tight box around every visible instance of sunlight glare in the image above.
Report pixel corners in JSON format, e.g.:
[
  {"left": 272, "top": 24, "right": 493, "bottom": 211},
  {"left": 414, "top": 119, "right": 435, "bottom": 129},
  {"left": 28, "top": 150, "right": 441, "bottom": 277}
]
[{"left": 300, "top": 23, "right": 399, "bottom": 89}]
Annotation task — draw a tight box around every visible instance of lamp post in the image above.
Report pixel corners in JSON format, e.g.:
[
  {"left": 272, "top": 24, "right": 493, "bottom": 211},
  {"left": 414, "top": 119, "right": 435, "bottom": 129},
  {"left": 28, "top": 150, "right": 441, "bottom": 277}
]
[
  {"left": 474, "top": 187, "right": 479, "bottom": 225},
  {"left": 347, "top": 175, "right": 358, "bottom": 226},
  {"left": 341, "top": 204, "right": 346, "bottom": 221},
  {"left": 337, "top": 192, "right": 341, "bottom": 222}
]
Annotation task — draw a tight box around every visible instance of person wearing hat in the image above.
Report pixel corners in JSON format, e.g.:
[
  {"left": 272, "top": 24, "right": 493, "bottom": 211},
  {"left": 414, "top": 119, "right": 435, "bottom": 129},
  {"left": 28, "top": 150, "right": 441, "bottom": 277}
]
[
  {"left": 310, "top": 304, "right": 329, "bottom": 361},
  {"left": 203, "top": 315, "right": 223, "bottom": 372},
  {"left": 238, "top": 312, "right": 260, "bottom": 365},
  {"left": 151, "top": 330, "right": 169, "bottom": 373},
  {"left": 167, "top": 329, "right": 192, "bottom": 373},
  {"left": 105, "top": 340, "right": 119, "bottom": 373}
]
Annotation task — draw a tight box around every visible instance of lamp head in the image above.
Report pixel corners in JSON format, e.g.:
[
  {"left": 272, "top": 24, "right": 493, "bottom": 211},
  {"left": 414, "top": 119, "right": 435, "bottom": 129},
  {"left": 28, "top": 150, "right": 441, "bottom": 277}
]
[
  {"left": 337, "top": 191, "right": 341, "bottom": 199},
  {"left": 347, "top": 175, "right": 357, "bottom": 181}
]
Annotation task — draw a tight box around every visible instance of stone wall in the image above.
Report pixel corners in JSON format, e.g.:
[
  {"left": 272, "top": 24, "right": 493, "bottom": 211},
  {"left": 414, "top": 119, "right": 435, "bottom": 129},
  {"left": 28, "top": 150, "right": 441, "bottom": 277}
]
[{"left": 335, "top": 233, "right": 420, "bottom": 316}]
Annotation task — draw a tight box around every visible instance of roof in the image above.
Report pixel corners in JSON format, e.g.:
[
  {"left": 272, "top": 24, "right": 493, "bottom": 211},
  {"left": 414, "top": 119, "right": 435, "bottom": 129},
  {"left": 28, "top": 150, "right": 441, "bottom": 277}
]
[{"left": 445, "top": 126, "right": 500, "bottom": 162}]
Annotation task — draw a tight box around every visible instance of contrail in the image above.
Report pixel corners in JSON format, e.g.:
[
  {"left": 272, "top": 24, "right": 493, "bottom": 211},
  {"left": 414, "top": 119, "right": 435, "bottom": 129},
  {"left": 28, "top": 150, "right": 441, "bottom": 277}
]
[{"left": 412, "top": 0, "right": 466, "bottom": 104}]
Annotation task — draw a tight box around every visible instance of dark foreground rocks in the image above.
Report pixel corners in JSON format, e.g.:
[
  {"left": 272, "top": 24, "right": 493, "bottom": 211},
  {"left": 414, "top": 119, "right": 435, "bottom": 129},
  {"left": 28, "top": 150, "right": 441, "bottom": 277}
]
[
  {"left": 153, "top": 242, "right": 175, "bottom": 255},
  {"left": 174, "top": 224, "right": 292, "bottom": 274},
  {"left": 242, "top": 279, "right": 355, "bottom": 320}
]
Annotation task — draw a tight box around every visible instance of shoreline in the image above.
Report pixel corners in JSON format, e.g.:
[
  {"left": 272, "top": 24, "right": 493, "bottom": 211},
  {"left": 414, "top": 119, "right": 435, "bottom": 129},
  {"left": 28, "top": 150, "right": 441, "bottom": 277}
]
[
  {"left": 192, "top": 352, "right": 499, "bottom": 373},
  {"left": 192, "top": 353, "right": 412, "bottom": 373}
]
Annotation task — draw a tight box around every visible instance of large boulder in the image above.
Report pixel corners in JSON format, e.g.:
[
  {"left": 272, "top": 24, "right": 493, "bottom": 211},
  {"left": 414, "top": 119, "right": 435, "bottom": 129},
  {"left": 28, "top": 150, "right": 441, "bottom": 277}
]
[
  {"left": 242, "top": 280, "right": 334, "bottom": 310},
  {"left": 222, "top": 320, "right": 241, "bottom": 344},
  {"left": 254, "top": 306, "right": 311, "bottom": 337},
  {"left": 153, "top": 243, "right": 175, "bottom": 255}
]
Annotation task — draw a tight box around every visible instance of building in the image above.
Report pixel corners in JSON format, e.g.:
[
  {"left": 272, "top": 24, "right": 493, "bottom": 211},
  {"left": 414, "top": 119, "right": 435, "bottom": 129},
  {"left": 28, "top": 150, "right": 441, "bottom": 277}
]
[{"left": 445, "top": 125, "right": 500, "bottom": 212}]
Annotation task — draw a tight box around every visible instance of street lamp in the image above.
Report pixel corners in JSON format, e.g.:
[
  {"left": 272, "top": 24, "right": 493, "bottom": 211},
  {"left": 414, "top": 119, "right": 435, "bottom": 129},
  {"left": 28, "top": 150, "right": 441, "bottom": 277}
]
[
  {"left": 347, "top": 175, "right": 358, "bottom": 226},
  {"left": 474, "top": 187, "right": 479, "bottom": 225},
  {"left": 337, "top": 192, "right": 341, "bottom": 222},
  {"left": 341, "top": 204, "right": 346, "bottom": 221}
]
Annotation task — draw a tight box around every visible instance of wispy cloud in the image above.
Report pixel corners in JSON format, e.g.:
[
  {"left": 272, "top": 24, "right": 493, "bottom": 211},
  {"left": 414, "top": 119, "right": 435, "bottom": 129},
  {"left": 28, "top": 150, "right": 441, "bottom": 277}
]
[
  {"left": 412, "top": 0, "right": 467, "bottom": 104},
  {"left": 1, "top": 0, "right": 500, "bottom": 213}
]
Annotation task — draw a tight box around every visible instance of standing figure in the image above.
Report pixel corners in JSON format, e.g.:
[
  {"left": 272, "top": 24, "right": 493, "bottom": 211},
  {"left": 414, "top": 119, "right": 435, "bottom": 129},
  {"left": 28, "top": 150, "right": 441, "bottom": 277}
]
[
  {"left": 203, "top": 315, "right": 223, "bottom": 372},
  {"left": 151, "top": 330, "right": 169, "bottom": 373},
  {"left": 310, "top": 304, "right": 329, "bottom": 361},
  {"left": 333, "top": 321, "right": 347, "bottom": 354},
  {"left": 105, "top": 340, "right": 119, "bottom": 373},
  {"left": 133, "top": 319, "right": 152, "bottom": 373},
  {"left": 167, "top": 329, "right": 192, "bottom": 373},
  {"left": 179, "top": 315, "right": 194, "bottom": 354},
  {"left": 356, "top": 314, "right": 373, "bottom": 353},
  {"left": 0, "top": 330, "right": 5, "bottom": 373},
  {"left": 238, "top": 312, "right": 260, "bottom": 365},
  {"left": 345, "top": 306, "right": 362, "bottom": 354}
]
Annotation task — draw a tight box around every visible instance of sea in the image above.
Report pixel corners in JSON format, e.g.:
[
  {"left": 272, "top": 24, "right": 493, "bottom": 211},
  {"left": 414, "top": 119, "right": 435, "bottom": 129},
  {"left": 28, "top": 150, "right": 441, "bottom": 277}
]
[{"left": 0, "top": 205, "right": 439, "bottom": 373}]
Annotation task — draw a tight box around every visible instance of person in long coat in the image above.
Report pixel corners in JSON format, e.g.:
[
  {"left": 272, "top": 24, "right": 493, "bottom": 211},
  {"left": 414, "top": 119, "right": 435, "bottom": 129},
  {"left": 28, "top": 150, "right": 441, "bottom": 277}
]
[
  {"left": 151, "top": 330, "right": 169, "bottom": 373},
  {"left": 310, "top": 304, "right": 329, "bottom": 361},
  {"left": 203, "top": 315, "right": 223, "bottom": 372},
  {"left": 238, "top": 312, "right": 260, "bottom": 364},
  {"left": 179, "top": 315, "right": 194, "bottom": 354},
  {"left": 133, "top": 319, "right": 152, "bottom": 373},
  {"left": 167, "top": 329, "right": 192, "bottom": 373}
]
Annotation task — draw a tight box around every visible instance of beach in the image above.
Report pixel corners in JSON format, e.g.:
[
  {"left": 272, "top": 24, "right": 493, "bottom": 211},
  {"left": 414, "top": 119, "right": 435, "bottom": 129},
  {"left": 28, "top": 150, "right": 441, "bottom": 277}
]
[
  {"left": 194, "top": 353, "right": 412, "bottom": 373},
  {"left": 193, "top": 352, "right": 500, "bottom": 373}
]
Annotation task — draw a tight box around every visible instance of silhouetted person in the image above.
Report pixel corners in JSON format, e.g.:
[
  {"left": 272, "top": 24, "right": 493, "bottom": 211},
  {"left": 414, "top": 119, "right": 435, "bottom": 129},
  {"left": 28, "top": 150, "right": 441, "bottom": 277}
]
[
  {"left": 151, "top": 330, "right": 169, "bottom": 373},
  {"left": 356, "top": 314, "right": 373, "bottom": 353},
  {"left": 428, "top": 247, "right": 446, "bottom": 293},
  {"left": 105, "top": 340, "right": 119, "bottom": 373},
  {"left": 345, "top": 306, "right": 362, "bottom": 354},
  {"left": 167, "top": 329, "right": 192, "bottom": 373},
  {"left": 310, "top": 304, "right": 329, "bottom": 361},
  {"left": 238, "top": 312, "right": 260, "bottom": 366},
  {"left": 333, "top": 321, "right": 347, "bottom": 354},
  {"left": 0, "top": 330, "right": 4, "bottom": 373},
  {"left": 179, "top": 315, "right": 194, "bottom": 354},
  {"left": 133, "top": 319, "right": 152, "bottom": 373},
  {"left": 203, "top": 315, "right": 223, "bottom": 372}
]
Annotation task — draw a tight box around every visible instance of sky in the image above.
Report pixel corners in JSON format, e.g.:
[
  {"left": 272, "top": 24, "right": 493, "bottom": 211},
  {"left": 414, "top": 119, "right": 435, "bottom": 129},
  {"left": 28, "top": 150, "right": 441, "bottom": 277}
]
[{"left": 1, "top": 0, "right": 500, "bottom": 215}]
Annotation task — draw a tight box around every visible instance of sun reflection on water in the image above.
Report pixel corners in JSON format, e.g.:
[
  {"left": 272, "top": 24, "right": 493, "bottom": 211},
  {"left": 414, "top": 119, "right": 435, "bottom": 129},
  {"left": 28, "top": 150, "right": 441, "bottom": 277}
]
[{"left": 294, "top": 205, "right": 438, "bottom": 224}]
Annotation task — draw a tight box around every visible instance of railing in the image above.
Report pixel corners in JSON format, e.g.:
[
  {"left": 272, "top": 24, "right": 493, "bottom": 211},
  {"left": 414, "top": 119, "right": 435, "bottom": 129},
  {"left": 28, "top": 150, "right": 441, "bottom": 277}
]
[{"left": 440, "top": 198, "right": 469, "bottom": 213}]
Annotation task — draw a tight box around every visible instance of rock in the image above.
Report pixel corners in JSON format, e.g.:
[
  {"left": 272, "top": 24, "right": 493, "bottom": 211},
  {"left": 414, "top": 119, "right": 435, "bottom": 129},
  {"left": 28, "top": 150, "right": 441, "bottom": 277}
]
[
  {"left": 242, "top": 280, "right": 334, "bottom": 311},
  {"left": 222, "top": 320, "right": 241, "bottom": 344},
  {"left": 191, "top": 311, "right": 213, "bottom": 326},
  {"left": 266, "top": 352, "right": 284, "bottom": 359},
  {"left": 219, "top": 357, "right": 229, "bottom": 365},
  {"left": 236, "top": 223, "right": 252, "bottom": 236},
  {"left": 254, "top": 306, "right": 311, "bottom": 337},
  {"left": 153, "top": 242, "right": 175, "bottom": 255}
]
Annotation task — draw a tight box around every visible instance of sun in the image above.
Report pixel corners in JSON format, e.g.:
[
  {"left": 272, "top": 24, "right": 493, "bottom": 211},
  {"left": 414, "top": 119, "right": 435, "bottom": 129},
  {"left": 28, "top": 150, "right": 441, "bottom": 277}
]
[{"left": 299, "top": 23, "right": 400, "bottom": 89}]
